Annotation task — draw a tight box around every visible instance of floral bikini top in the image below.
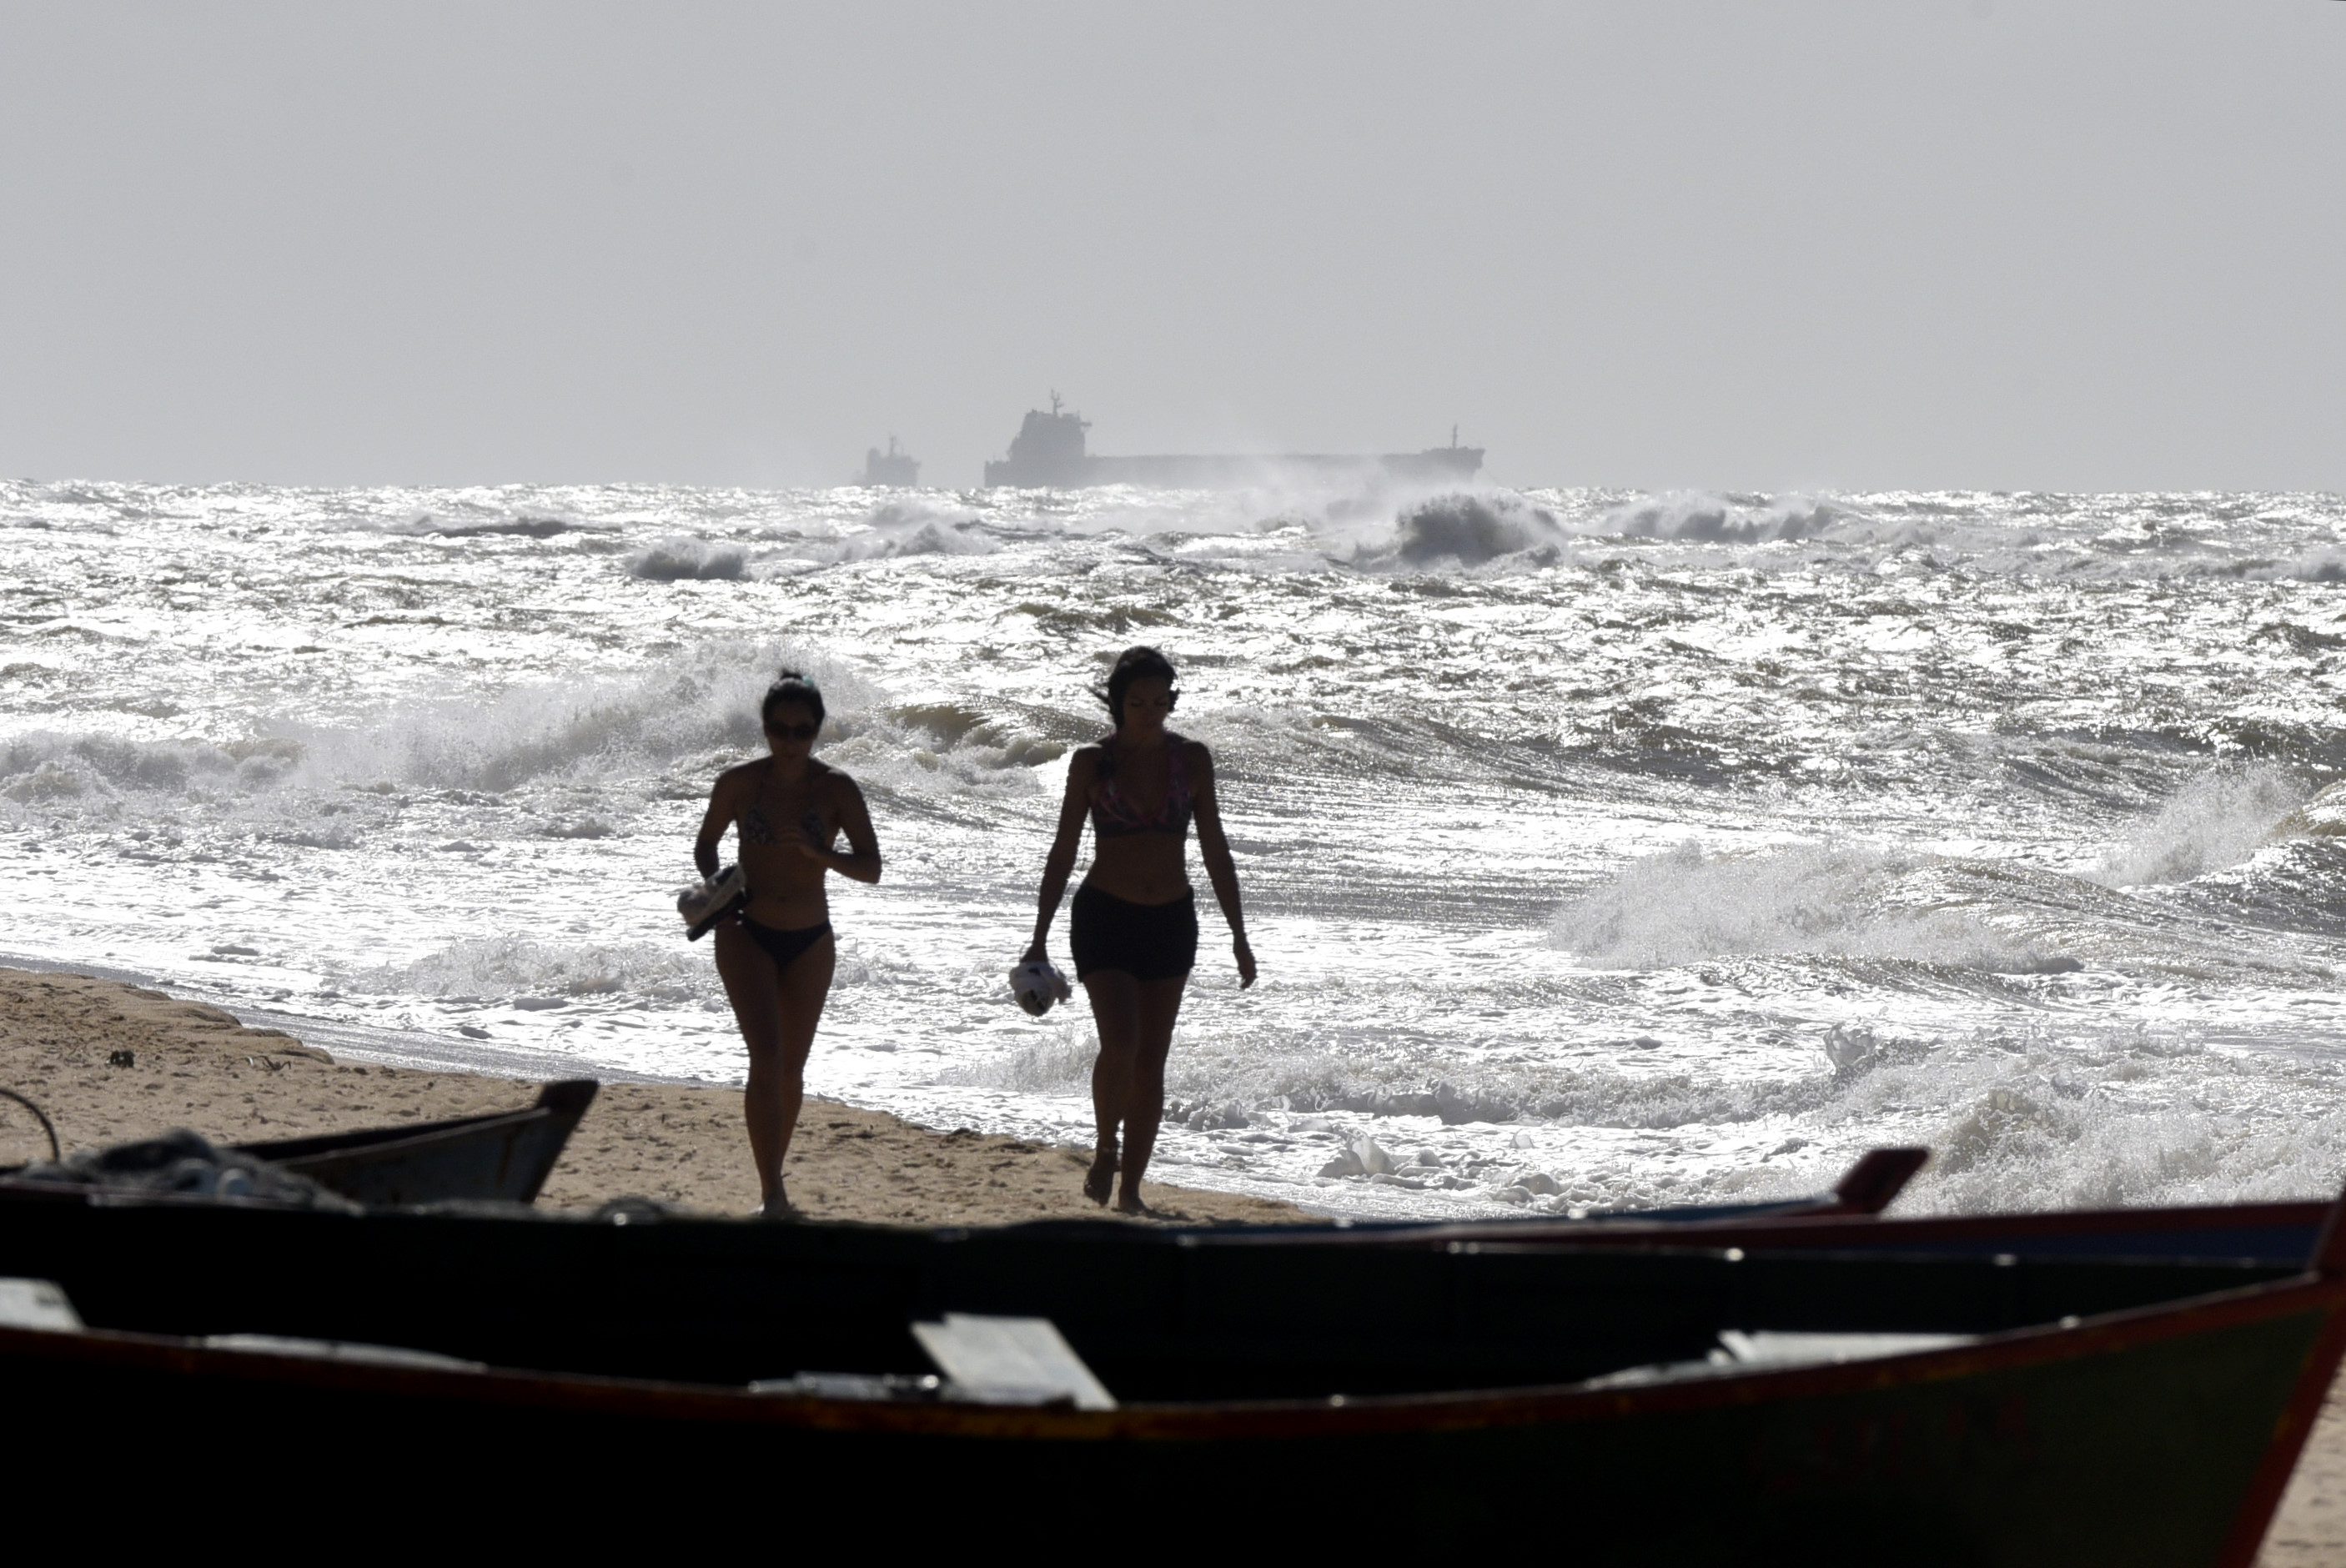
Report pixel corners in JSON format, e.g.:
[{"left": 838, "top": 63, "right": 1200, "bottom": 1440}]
[{"left": 1090, "top": 737, "right": 1194, "bottom": 840}]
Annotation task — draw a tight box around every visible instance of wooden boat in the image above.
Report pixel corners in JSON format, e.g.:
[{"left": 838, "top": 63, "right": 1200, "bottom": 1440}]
[
  {"left": 1488, "top": 1143, "right": 1929, "bottom": 1223},
  {"left": 2, "top": 1079, "right": 596, "bottom": 1208},
  {"left": 230, "top": 1078, "right": 597, "bottom": 1205},
  {"left": 1240, "top": 1143, "right": 1924, "bottom": 1241},
  {"left": 1342, "top": 1197, "right": 2333, "bottom": 1269},
  {"left": 1277, "top": 1143, "right": 2326, "bottom": 1269},
  {"left": 1282, "top": 1145, "right": 2322, "bottom": 1268},
  {"left": 1, "top": 1173, "right": 2340, "bottom": 1561}
]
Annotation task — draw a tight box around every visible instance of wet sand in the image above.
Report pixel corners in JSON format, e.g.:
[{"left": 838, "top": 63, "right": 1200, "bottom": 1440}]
[{"left": 1, "top": 963, "right": 2339, "bottom": 1558}]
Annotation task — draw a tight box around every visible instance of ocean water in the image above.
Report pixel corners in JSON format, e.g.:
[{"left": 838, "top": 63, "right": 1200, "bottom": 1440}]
[{"left": 6, "top": 477, "right": 2346, "bottom": 1219}]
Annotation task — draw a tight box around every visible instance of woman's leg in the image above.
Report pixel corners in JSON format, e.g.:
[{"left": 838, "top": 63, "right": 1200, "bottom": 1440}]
[
  {"left": 1083, "top": 969, "right": 1142, "bottom": 1204},
  {"left": 713, "top": 923, "right": 786, "bottom": 1204},
  {"left": 768, "top": 932, "right": 836, "bottom": 1199},
  {"left": 715, "top": 926, "right": 835, "bottom": 1211},
  {"left": 1113, "top": 973, "right": 1188, "bottom": 1213}
]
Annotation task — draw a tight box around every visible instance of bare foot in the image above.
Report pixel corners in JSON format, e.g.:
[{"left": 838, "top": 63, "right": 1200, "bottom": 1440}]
[
  {"left": 761, "top": 1184, "right": 801, "bottom": 1222},
  {"left": 1083, "top": 1146, "right": 1118, "bottom": 1205},
  {"left": 1113, "top": 1187, "right": 1149, "bottom": 1216}
]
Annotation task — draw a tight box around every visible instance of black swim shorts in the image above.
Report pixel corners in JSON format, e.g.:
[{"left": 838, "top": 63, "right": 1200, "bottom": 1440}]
[{"left": 1069, "top": 885, "right": 1198, "bottom": 982}]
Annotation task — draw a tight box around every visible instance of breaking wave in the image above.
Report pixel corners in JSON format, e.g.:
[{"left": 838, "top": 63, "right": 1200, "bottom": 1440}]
[
  {"left": 1548, "top": 841, "right": 2070, "bottom": 973},
  {"left": 0, "top": 641, "right": 856, "bottom": 812},
  {"left": 628, "top": 536, "right": 749, "bottom": 580},
  {"left": 389, "top": 514, "right": 580, "bottom": 540},
  {"left": 2087, "top": 764, "right": 2307, "bottom": 887},
  {"left": 0, "top": 639, "right": 1070, "bottom": 845},
  {"left": 1380, "top": 493, "right": 1568, "bottom": 566},
  {"left": 1595, "top": 491, "right": 1851, "bottom": 545},
  {"left": 351, "top": 937, "right": 717, "bottom": 1006}
]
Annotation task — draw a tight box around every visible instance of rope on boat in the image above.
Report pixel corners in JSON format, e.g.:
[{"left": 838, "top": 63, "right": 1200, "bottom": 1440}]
[{"left": 0, "top": 1088, "right": 60, "bottom": 1163}]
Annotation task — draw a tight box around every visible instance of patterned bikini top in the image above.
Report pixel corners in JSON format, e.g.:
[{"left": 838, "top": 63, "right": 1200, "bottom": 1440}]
[
  {"left": 740, "top": 761, "right": 782, "bottom": 845},
  {"left": 740, "top": 761, "right": 820, "bottom": 847},
  {"left": 1090, "top": 737, "right": 1194, "bottom": 840}
]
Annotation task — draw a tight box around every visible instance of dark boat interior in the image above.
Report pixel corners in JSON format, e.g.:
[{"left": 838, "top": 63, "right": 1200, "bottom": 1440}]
[{"left": 0, "top": 1193, "right": 2298, "bottom": 1401}]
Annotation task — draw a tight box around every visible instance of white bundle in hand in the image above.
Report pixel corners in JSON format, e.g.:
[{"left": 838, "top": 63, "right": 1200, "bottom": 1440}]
[
  {"left": 1007, "top": 960, "right": 1073, "bottom": 1018},
  {"left": 677, "top": 864, "right": 748, "bottom": 941}
]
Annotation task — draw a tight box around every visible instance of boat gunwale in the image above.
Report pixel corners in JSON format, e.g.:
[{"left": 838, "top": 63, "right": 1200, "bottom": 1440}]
[
  {"left": 234, "top": 1078, "right": 595, "bottom": 1164},
  {"left": 1369, "top": 1201, "right": 2327, "bottom": 1249},
  {"left": 4, "top": 1262, "right": 2337, "bottom": 1445},
  {"left": 0, "top": 1173, "right": 2325, "bottom": 1249},
  {"left": 0, "top": 1178, "right": 2332, "bottom": 1330},
  {"left": 234, "top": 1103, "right": 550, "bottom": 1160},
  {"left": 1329, "top": 1199, "right": 2335, "bottom": 1258}
]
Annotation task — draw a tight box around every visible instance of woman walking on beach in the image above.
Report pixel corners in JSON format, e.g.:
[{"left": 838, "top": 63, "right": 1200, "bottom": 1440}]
[
  {"left": 693, "top": 673, "right": 882, "bottom": 1218},
  {"left": 1024, "top": 646, "right": 1255, "bottom": 1214}
]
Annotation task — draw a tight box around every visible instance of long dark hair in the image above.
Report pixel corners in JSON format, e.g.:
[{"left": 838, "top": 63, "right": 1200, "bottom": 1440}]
[
  {"left": 761, "top": 671, "right": 825, "bottom": 728},
  {"left": 1099, "top": 646, "right": 1178, "bottom": 731}
]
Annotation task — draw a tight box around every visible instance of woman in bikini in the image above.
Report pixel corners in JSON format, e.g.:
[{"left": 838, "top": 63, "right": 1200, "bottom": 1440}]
[
  {"left": 693, "top": 672, "right": 882, "bottom": 1218},
  {"left": 1024, "top": 646, "right": 1256, "bottom": 1214}
]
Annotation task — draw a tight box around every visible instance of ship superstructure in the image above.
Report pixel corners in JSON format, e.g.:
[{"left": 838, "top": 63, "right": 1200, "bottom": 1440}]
[
  {"left": 982, "top": 396, "right": 1481, "bottom": 489},
  {"left": 861, "top": 436, "right": 921, "bottom": 487}
]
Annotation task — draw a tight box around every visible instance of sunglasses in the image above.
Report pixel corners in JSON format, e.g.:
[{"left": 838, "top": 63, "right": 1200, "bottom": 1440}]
[{"left": 765, "top": 721, "right": 818, "bottom": 741}]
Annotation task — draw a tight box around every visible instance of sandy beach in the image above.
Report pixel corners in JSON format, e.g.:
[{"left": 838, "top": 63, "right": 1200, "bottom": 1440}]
[
  {"left": 0, "top": 963, "right": 2339, "bottom": 1561},
  {"left": 0, "top": 966, "right": 1306, "bottom": 1225},
  {"left": 2266, "top": 1390, "right": 2346, "bottom": 1566}
]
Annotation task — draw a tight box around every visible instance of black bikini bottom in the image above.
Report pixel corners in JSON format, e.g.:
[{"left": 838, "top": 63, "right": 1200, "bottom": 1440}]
[
  {"left": 1069, "top": 885, "right": 1197, "bottom": 983},
  {"left": 739, "top": 916, "right": 833, "bottom": 972}
]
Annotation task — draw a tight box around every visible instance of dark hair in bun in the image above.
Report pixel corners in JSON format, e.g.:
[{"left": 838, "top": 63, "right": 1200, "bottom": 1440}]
[
  {"left": 1099, "top": 646, "right": 1178, "bottom": 730},
  {"left": 761, "top": 671, "right": 825, "bottom": 727}
]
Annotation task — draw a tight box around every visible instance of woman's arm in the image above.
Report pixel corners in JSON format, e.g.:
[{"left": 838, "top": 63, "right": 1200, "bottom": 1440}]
[
  {"left": 1025, "top": 751, "right": 1097, "bottom": 962},
  {"left": 797, "top": 775, "right": 884, "bottom": 884},
  {"left": 691, "top": 771, "right": 741, "bottom": 877},
  {"left": 1189, "top": 743, "right": 1256, "bottom": 988}
]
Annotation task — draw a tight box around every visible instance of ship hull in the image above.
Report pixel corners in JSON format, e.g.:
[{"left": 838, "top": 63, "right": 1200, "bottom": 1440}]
[{"left": 982, "top": 447, "right": 1482, "bottom": 490}]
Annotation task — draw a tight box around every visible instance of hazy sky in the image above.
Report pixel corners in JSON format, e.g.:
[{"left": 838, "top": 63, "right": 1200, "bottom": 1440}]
[{"left": 3, "top": 2, "right": 2339, "bottom": 492}]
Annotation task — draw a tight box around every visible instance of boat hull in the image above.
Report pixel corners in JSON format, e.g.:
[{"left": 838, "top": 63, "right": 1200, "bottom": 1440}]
[
  {"left": 2, "top": 1277, "right": 2335, "bottom": 1563},
  {"left": 983, "top": 448, "right": 1486, "bottom": 489},
  {"left": 4, "top": 1178, "right": 2341, "bottom": 1561}
]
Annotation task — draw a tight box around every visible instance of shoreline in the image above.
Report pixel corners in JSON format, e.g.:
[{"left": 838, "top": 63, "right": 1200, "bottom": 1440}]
[
  {"left": 0, "top": 965, "right": 1309, "bottom": 1227},
  {"left": 0, "top": 948, "right": 685, "bottom": 1085},
  {"left": 0, "top": 962, "right": 2338, "bottom": 1560},
  {"left": 0, "top": 947, "right": 1345, "bottom": 1218}
]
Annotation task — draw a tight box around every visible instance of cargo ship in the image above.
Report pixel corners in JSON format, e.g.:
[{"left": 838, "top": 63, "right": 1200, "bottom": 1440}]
[
  {"left": 981, "top": 396, "right": 1482, "bottom": 489},
  {"left": 860, "top": 436, "right": 921, "bottom": 487}
]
